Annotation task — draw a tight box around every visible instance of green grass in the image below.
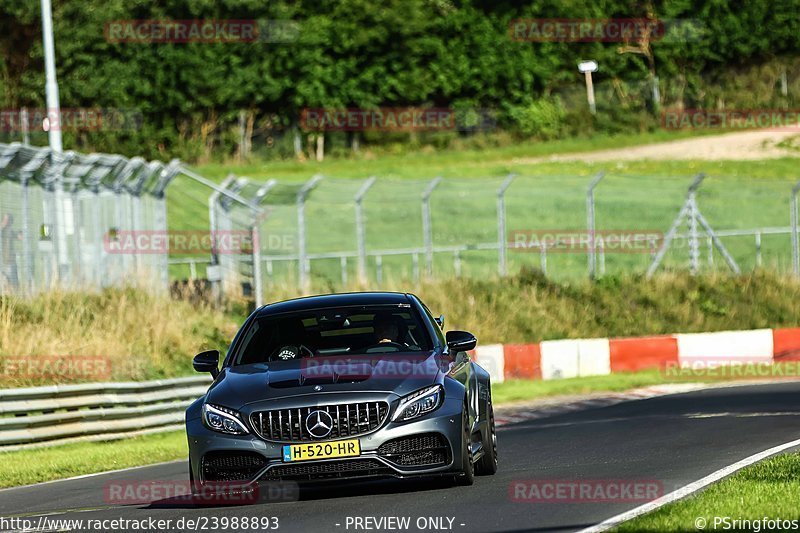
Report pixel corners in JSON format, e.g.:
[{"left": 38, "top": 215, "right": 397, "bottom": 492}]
[
  {"left": 492, "top": 370, "right": 672, "bottom": 404},
  {"left": 192, "top": 130, "right": 712, "bottom": 182},
  {"left": 0, "top": 431, "right": 187, "bottom": 489},
  {"left": 617, "top": 452, "right": 800, "bottom": 532}
]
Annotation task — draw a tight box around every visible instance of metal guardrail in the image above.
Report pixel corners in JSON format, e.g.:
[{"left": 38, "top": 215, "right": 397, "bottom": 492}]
[{"left": 0, "top": 376, "right": 210, "bottom": 451}]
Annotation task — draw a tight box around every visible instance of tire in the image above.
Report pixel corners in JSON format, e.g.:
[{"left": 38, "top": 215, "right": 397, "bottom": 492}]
[
  {"left": 455, "top": 405, "right": 475, "bottom": 486},
  {"left": 475, "top": 398, "right": 498, "bottom": 476}
]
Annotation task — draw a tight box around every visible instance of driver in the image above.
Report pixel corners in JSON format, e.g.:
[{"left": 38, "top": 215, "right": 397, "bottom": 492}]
[{"left": 373, "top": 312, "right": 402, "bottom": 345}]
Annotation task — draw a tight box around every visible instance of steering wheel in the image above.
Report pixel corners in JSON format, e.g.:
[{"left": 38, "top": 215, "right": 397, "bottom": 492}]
[
  {"left": 364, "top": 341, "right": 406, "bottom": 353},
  {"left": 273, "top": 344, "right": 315, "bottom": 360}
]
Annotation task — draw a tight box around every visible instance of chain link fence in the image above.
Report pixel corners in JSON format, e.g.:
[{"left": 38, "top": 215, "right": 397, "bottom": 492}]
[
  {"left": 3, "top": 142, "right": 799, "bottom": 303},
  {"left": 0, "top": 143, "right": 180, "bottom": 294},
  {"left": 203, "top": 171, "right": 800, "bottom": 305}
]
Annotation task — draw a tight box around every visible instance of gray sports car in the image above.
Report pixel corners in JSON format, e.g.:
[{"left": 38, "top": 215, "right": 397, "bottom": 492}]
[{"left": 185, "top": 292, "right": 497, "bottom": 491}]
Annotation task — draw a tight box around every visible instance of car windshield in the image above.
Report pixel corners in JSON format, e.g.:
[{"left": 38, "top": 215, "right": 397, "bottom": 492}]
[{"left": 232, "top": 305, "right": 433, "bottom": 365}]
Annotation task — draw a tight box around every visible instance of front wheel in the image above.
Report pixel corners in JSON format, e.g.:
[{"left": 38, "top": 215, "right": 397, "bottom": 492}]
[
  {"left": 475, "top": 399, "right": 498, "bottom": 476},
  {"left": 455, "top": 406, "right": 475, "bottom": 486}
]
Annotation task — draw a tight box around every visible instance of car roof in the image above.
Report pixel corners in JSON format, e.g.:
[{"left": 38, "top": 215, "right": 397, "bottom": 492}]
[{"left": 255, "top": 292, "right": 415, "bottom": 317}]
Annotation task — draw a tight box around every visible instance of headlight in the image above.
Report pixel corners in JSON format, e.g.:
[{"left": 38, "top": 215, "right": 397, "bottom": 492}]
[
  {"left": 202, "top": 403, "right": 249, "bottom": 435},
  {"left": 393, "top": 385, "right": 443, "bottom": 422}
]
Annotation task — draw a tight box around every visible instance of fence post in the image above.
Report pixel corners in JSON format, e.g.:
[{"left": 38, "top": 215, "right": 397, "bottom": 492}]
[
  {"left": 250, "top": 178, "right": 277, "bottom": 306},
  {"left": 153, "top": 160, "right": 181, "bottom": 292},
  {"left": 70, "top": 186, "right": 83, "bottom": 286},
  {"left": 354, "top": 176, "right": 376, "bottom": 284},
  {"left": 208, "top": 175, "right": 236, "bottom": 305},
  {"left": 496, "top": 173, "right": 515, "bottom": 277},
  {"left": 340, "top": 256, "right": 348, "bottom": 286},
  {"left": 297, "top": 175, "right": 323, "bottom": 291},
  {"left": 252, "top": 224, "right": 263, "bottom": 308},
  {"left": 791, "top": 179, "right": 800, "bottom": 275},
  {"left": 647, "top": 173, "right": 705, "bottom": 277},
  {"left": 421, "top": 177, "right": 442, "bottom": 278},
  {"left": 20, "top": 175, "right": 31, "bottom": 292},
  {"left": 688, "top": 186, "right": 700, "bottom": 275},
  {"left": 540, "top": 243, "right": 548, "bottom": 275},
  {"left": 755, "top": 231, "right": 762, "bottom": 268},
  {"left": 49, "top": 151, "right": 73, "bottom": 284},
  {"left": 586, "top": 171, "right": 605, "bottom": 279}
]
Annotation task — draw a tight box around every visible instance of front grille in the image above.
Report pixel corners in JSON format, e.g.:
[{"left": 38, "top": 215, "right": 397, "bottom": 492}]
[
  {"left": 202, "top": 451, "right": 267, "bottom": 482},
  {"left": 378, "top": 433, "right": 450, "bottom": 467},
  {"left": 266, "top": 459, "right": 390, "bottom": 481},
  {"left": 251, "top": 401, "right": 389, "bottom": 442}
]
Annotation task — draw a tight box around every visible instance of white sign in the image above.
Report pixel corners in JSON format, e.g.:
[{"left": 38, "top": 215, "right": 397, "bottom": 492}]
[{"left": 577, "top": 60, "right": 598, "bottom": 73}]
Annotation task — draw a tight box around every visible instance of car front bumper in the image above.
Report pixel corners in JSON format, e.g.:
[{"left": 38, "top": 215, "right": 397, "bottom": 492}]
[{"left": 186, "top": 394, "right": 466, "bottom": 486}]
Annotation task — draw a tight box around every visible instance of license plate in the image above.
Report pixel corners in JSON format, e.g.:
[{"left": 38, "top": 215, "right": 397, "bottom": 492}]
[{"left": 282, "top": 439, "right": 361, "bottom": 462}]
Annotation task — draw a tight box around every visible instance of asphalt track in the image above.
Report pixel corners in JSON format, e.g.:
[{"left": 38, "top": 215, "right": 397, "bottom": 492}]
[{"left": 3, "top": 381, "right": 800, "bottom": 533}]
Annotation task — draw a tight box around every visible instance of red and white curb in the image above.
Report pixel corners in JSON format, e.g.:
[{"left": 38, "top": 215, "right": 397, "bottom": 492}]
[{"left": 471, "top": 327, "right": 800, "bottom": 384}]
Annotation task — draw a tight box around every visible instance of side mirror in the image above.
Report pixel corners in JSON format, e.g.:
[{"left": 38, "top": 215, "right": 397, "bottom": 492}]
[
  {"left": 446, "top": 330, "right": 477, "bottom": 353},
  {"left": 193, "top": 350, "right": 220, "bottom": 378}
]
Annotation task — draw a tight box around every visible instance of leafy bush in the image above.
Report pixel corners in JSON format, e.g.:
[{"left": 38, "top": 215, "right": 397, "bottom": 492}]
[{"left": 507, "top": 98, "right": 567, "bottom": 140}]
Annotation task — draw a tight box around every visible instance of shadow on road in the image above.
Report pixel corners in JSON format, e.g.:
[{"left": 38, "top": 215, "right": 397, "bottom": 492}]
[{"left": 146, "top": 476, "right": 458, "bottom": 509}]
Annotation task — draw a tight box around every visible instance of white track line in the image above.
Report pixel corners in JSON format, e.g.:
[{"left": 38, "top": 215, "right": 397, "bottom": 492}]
[{"left": 577, "top": 437, "right": 800, "bottom": 533}]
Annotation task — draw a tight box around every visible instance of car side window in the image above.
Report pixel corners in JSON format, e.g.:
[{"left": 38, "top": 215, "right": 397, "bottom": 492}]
[{"left": 421, "top": 303, "right": 446, "bottom": 345}]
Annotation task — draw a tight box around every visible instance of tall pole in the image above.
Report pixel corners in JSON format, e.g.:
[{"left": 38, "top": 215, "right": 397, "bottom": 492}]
[
  {"left": 41, "top": 0, "right": 62, "bottom": 153},
  {"left": 41, "top": 0, "right": 69, "bottom": 281},
  {"left": 586, "top": 171, "right": 605, "bottom": 279},
  {"left": 496, "top": 173, "right": 515, "bottom": 276}
]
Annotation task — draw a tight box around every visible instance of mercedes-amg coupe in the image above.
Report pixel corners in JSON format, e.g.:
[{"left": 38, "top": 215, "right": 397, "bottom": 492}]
[{"left": 185, "top": 292, "right": 497, "bottom": 490}]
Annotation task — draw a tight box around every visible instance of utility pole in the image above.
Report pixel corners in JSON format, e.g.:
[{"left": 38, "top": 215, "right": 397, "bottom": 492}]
[{"left": 41, "top": 0, "right": 69, "bottom": 281}]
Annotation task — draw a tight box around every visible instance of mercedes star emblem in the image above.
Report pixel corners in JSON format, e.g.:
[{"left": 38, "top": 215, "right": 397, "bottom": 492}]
[{"left": 305, "top": 410, "right": 334, "bottom": 438}]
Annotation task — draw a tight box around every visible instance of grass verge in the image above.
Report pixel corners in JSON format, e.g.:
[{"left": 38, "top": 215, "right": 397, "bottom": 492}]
[
  {"left": 617, "top": 452, "right": 800, "bottom": 532},
  {"left": 0, "top": 287, "right": 243, "bottom": 387},
  {"left": 491, "top": 370, "right": 672, "bottom": 404},
  {"left": 0, "top": 431, "right": 187, "bottom": 489},
  {"left": 3, "top": 271, "right": 800, "bottom": 384}
]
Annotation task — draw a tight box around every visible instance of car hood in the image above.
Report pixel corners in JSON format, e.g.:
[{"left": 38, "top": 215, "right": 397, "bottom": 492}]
[{"left": 205, "top": 351, "right": 448, "bottom": 408}]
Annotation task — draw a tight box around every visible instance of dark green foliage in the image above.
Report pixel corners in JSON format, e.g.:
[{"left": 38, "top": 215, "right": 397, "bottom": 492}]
[{"left": 1, "top": 0, "right": 799, "bottom": 159}]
